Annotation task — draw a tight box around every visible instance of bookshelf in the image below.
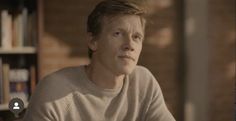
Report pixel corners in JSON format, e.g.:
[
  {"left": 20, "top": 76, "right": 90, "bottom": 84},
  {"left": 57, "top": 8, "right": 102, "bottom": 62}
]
[
  {"left": 0, "top": 47, "right": 36, "bottom": 54},
  {"left": 0, "top": 103, "right": 9, "bottom": 111},
  {"left": 0, "top": 0, "right": 41, "bottom": 120}
]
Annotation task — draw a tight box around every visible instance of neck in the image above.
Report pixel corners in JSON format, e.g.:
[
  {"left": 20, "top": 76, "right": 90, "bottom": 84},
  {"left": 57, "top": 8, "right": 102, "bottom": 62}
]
[{"left": 85, "top": 60, "right": 125, "bottom": 89}]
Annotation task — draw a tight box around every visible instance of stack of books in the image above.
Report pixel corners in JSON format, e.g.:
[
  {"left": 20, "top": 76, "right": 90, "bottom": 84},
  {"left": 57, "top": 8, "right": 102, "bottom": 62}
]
[
  {"left": 0, "top": 58, "right": 36, "bottom": 105},
  {"left": 0, "top": 8, "right": 37, "bottom": 49}
]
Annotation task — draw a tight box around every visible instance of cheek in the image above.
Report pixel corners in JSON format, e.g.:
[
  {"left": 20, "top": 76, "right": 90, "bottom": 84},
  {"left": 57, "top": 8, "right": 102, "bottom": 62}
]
[
  {"left": 107, "top": 40, "right": 122, "bottom": 53},
  {"left": 136, "top": 44, "right": 142, "bottom": 54},
  {"left": 139, "top": 44, "right": 143, "bottom": 51},
  {"left": 99, "top": 43, "right": 119, "bottom": 57}
]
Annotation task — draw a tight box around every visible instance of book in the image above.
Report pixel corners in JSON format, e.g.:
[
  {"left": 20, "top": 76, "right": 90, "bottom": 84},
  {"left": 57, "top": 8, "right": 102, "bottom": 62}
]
[
  {"left": 12, "top": 12, "right": 18, "bottom": 48},
  {"left": 9, "top": 69, "right": 29, "bottom": 82},
  {"left": 30, "top": 65, "right": 36, "bottom": 94},
  {"left": 27, "top": 12, "right": 37, "bottom": 47},
  {"left": 10, "top": 82, "right": 28, "bottom": 92},
  {"left": 1, "top": 10, "right": 13, "bottom": 49},
  {"left": 0, "top": 65, "right": 31, "bottom": 104},
  {"left": 0, "top": 58, "right": 3, "bottom": 104},
  {"left": 10, "top": 81, "right": 29, "bottom": 104},
  {"left": 9, "top": 68, "right": 29, "bottom": 103},
  {"left": 0, "top": 11, "right": 1, "bottom": 47},
  {"left": 22, "top": 8, "right": 28, "bottom": 47},
  {"left": 1, "top": 8, "right": 37, "bottom": 49},
  {"left": 13, "top": 13, "right": 24, "bottom": 48},
  {"left": 2, "top": 64, "right": 10, "bottom": 104}
]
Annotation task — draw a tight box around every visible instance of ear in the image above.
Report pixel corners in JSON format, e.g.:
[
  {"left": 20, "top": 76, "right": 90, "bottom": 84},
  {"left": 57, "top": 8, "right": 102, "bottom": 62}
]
[{"left": 87, "top": 32, "right": 98, "bottom": 51}]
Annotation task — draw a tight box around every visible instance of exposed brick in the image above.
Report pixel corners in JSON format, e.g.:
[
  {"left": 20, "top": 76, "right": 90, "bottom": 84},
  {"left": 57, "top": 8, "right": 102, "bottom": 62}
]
[{"left": 208, "top": 0, "right": 235, "bottom": 120}]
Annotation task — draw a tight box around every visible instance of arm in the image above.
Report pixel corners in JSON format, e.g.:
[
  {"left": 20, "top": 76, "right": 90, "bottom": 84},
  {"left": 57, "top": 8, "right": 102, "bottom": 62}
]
[
  {"left": 143, "top": 70, "right": 176, "bottom": 121},
  {"left": 23, "top": 74, "right": 67, "bottom": 121},
  {"left": 23, "top": 78, "right": 58, "bottom": 121},
  {"left": 23, "top": 102, "right": 56, "bottom": 121}
]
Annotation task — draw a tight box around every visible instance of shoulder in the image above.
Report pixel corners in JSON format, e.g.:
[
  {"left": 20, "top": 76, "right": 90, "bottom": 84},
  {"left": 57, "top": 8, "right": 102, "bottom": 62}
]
[
  {"left": 32, "top": 66, "right": 85, "bottom": 102},
  {"left": 25, "top": 66, "right": 86, "bottom": 120},
  {"left": 39, "top": 66, "right": 80, "bottom": 89},
  {"left": 128, "top": 66, "right": 165, "bottom": 111},
  {"left": 42, "top": 66, "right": 83, "bottom": 82},
  {"left": 128, "top": 65, "right": 161, "bottom": 95},
  {"left": 129, "top": 66, "right": 159, "bottom": 90},
  {"left": 129, "top": 65, "right": 156, "bottom": 84}
]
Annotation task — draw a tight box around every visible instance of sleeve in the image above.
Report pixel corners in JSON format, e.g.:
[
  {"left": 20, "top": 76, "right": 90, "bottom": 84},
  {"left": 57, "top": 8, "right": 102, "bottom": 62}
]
[
  {"left": 23, "top": 67, "right": 80, "bottom": 121},
  {"left": 23, "top": 102, "right": 56, "bottom": 121},
  {"left": 144, "top": 71, "right": 176, "bottom": 121},
  {"left": 23, "top": 74, "right": 64, "bottom": 121}
]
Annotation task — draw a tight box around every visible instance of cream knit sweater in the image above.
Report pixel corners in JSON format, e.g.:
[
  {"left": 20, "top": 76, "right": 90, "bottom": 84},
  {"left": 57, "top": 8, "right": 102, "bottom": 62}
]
[{"left": 23, "top": 65, "right": 175, "bottom": 121}]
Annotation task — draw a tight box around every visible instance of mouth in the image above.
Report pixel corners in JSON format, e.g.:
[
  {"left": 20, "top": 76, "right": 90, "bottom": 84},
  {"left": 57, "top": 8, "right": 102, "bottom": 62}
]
[{"left": 118, "top": 55, "right": 135, "bottom": 61}]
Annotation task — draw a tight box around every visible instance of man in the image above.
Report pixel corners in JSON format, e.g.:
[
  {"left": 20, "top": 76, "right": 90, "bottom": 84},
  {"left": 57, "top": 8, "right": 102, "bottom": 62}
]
[{"left": 23, "top": 0, "right": 175, "bottom": 121}]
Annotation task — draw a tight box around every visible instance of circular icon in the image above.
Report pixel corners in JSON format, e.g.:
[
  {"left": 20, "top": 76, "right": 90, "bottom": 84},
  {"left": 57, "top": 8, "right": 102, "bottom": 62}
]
[{"left": 9, "top": 98, "right": 24, "bottom": 116}]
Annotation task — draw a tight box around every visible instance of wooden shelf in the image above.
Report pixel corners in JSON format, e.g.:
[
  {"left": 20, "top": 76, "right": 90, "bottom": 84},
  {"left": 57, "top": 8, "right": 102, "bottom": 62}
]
[
  {"left": 0, "top": 47, "right": 37, "bottom": 54},
  {"left": 0, "top": 102, "right": 28, "bottom": 111},
  {"left": 0, "top": 0, "right": 39, "bottom": 120}
]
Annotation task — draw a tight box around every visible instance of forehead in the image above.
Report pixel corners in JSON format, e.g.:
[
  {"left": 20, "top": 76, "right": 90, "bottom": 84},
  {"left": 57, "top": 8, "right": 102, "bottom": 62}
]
[{"left": 101, "top": 15, "right": 144, "bottom": 32}]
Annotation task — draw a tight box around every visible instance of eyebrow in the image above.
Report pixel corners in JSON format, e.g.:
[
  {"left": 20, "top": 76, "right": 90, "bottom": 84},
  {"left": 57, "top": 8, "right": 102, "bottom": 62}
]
[
  {"left": 133, "top": 32, "right": 143, "bottom": 37},
  {"left": 114, "top": 28, "right": 144, "bottom": 36}
]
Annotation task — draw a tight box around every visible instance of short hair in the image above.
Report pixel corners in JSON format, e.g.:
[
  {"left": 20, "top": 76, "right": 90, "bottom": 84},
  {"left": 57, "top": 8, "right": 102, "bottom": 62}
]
[{"left": 87, "top": 0, "right": 146, "bottom": 58}]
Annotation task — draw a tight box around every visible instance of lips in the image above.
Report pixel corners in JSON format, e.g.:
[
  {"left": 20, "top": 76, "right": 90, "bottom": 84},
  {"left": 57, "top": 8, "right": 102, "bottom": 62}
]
[{"left": 118, "top": 55, "right": 135, "bottom": 61}]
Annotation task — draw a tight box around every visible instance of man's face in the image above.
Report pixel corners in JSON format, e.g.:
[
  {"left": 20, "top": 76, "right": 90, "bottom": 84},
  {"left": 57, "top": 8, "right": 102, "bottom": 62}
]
[{"left": 90, "top": 15, "right": 144, "bottom": 75}]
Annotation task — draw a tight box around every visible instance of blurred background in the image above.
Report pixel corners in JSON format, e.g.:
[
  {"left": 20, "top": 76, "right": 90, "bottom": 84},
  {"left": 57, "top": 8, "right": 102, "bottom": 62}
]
[
  {"left": 38, "top": 0, "right": 235, "bottom": 121},
  {"left": 0, "top": 0, "right": 235, "bottom": 121}
]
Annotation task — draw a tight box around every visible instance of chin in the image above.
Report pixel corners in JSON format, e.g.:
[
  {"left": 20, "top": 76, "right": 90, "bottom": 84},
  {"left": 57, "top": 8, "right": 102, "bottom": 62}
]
[{"left": 118, "top": 65, "right": 136, "bottom": 75}]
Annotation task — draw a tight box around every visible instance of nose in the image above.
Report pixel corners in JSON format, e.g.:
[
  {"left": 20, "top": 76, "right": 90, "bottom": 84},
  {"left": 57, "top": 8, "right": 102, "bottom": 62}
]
[{"left": 122, "top": 36, "right": 134, "bottom": 51}]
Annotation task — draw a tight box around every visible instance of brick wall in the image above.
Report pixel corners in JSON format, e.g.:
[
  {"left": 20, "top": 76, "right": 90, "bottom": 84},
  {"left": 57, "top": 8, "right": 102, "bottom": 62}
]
[
  {"left": 139, "top": 0, "right": 183, "bottom": 120},
  {"left": 208, "top": 0, "right": 235, "bottom": 120},
  {"left": 39, "top": 0, "right": 100, "bottom": 77}
]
